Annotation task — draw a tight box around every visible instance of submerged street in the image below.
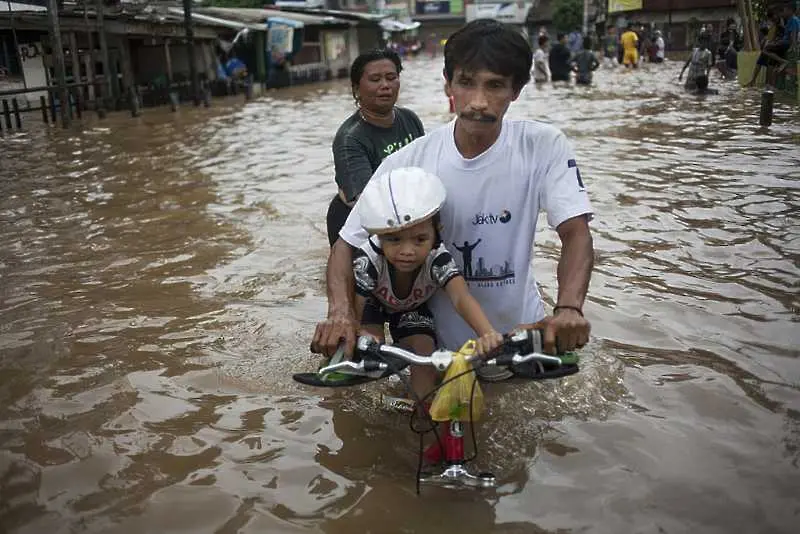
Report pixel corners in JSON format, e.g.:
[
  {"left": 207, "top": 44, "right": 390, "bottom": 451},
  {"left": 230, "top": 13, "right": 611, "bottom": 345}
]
[{"left": 1, "top": 56, "right": 799, "bottom": 533}]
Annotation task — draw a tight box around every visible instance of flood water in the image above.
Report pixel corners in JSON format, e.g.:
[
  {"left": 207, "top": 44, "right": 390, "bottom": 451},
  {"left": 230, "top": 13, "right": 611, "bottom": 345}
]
[{"left": 1, "top": 56, "right": 799, "bottom": 534}]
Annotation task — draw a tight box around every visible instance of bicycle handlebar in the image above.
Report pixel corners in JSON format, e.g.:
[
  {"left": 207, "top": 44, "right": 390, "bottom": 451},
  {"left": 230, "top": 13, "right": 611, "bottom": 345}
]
[{"left": 318, "top": 328, "right": 563, "bottom": 377}]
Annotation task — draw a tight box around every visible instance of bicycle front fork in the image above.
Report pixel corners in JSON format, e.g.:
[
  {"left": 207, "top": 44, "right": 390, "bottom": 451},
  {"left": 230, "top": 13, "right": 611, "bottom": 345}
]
[{"left": 418, "top": 420, "right": 497, "bottom": 489}]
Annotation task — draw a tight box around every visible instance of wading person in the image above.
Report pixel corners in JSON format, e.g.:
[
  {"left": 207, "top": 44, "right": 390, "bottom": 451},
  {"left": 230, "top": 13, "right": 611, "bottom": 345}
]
[
  {"left": 312, "top": 19, "right": 594, "bottom": 385},
  {"left": 679, "top": 33, "right": 713, "bottom": 91},
  {"left": 620, "top": 23, "right": 639, "bottom": 69},
  {"left": 325, "top": 49, "right": 425, "bottom": 246},
  {"left": 571, "top": 38, "right": 600, "bottom": 85},
  {"left": 548, "top": 33, "right": 573, "bottom": 82}
]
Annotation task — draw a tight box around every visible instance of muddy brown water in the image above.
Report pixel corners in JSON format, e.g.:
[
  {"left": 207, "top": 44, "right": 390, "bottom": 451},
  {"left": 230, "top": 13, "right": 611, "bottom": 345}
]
[{"left": 1, "top": 56, "right": 799, "bottom": 534}]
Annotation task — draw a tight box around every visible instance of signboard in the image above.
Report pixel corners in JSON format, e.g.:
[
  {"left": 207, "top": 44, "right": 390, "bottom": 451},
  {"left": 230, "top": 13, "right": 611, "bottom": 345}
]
[
  {"left": 416, "top": 0, "right": 450, "bottom": 15},
  {"left": 324, "top": 32, "right": 347, "bottom": 63},
  {"left": 465, "top": 2, "right": 531, "bottom": 25},
  {"left": 608, "top": 0, "right": 642, "bottom": 13},
  {"left": 267, "top": 19, "right": 298, "bottom": 64}
]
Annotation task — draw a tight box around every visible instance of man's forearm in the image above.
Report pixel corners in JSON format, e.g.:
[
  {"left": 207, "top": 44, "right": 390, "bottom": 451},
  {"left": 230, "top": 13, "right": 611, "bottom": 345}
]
[
  {"left": 556, "top": 224, "right": 594, "bottom": 310},
  {"left": 327, "top": 238, "right": 355, "bottom": 316}
]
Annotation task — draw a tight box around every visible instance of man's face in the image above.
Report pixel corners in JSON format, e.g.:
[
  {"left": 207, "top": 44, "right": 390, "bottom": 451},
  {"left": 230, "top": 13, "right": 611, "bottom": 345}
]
[{"left": 445, "top": 68, "right": 519, "bottom": 136}]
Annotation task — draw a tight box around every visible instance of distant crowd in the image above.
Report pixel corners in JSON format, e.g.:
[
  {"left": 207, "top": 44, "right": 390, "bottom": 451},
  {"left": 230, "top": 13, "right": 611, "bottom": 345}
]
[{"left": 528, "top": 2, "right": 799, "bottom": 95}]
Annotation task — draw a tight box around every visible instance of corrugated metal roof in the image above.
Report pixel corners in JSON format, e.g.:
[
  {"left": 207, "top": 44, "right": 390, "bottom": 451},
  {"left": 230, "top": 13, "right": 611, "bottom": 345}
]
[
  {"left": 166, "top": 7, "right": 267, "bottom": 31},
  {"left": 196, "top": 7, "right": 355, "bottom": 27}
]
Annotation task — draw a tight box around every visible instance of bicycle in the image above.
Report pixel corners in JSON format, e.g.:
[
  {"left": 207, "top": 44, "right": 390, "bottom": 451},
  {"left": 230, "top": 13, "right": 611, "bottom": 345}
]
[{"left": 294, "top": 328, "right": 579, "bottom": 492}]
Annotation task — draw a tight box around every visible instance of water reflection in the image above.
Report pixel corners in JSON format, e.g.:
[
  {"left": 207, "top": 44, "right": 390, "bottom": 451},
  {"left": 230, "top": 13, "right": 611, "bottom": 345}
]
[{"left": 1, "top": 57, "right": 798, "bottom": 533}]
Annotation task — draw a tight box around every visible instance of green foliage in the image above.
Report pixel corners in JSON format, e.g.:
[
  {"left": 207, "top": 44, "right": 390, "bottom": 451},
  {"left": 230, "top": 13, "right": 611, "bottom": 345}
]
[{"left": 552, "top": 0, "right": 583, "bottom": 33}]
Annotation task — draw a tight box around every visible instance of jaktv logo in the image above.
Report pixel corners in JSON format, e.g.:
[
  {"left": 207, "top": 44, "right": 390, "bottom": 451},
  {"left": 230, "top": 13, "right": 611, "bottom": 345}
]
[{"left": 472, "top": 210, "right": 511, "bottom": 225}]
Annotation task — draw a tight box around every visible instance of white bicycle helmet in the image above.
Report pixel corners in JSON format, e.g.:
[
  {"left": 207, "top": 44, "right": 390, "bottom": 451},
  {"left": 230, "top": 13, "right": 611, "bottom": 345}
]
[{"left": 357, "top": 167, "right": 446, "bottom": 234}]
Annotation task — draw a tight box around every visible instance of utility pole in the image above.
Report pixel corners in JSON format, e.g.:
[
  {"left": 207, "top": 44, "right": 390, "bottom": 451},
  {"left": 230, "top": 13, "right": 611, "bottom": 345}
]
[
  {"left": 182, "top": 0, "right": 200, "bottom": 106},
  {"left": 46, "top": 0, "right": 69, "bottom": 127}
]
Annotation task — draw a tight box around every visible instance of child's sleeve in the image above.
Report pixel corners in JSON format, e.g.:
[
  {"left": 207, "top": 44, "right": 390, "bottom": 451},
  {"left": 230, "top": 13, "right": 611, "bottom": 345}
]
[
  {"left": 352, "top": 249, "right": 378, "bottom": 297},
  {"left": 430, "top": 246, "right": 462, "bottom": 288}
]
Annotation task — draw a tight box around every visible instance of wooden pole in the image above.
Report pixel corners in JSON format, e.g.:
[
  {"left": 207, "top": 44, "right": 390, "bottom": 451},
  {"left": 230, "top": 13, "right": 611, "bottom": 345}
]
[
  {"left": 68, "top": 32, "right": 82, "bottom": 118},
  {"left": 46, "top": 0, "right": 69, "bottom": 127},
  {"left": 96, "top": 0, "right": 111, "bottom": 110},
  {"left": 82, "top": 2, "right": 95, "bottom": 103},
  {"left": 164, "top": 38, "right": 173, "bottom": 83},
  {"left": 40, "top": 95, "right": 48, "bottom": 123},
  {"left": 12, "top": 97, "right": 21, "bottom": 129},
  {"left": 182, "top": 0, "right": 200, "bottom": 106},
  {"left": 6, "top": 0, "right": 28, "bottom": 89}
]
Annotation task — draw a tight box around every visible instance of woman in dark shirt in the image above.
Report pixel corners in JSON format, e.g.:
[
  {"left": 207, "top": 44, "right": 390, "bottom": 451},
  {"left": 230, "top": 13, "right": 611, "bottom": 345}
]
[{"left": 326, "top": 49, "right": 425, "bottom": 246}]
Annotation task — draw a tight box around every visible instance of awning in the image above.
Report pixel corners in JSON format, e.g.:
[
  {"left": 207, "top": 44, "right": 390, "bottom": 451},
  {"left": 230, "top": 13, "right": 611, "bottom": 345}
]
[
  {"left": 379, "top": 19, "right": 421, "bottom": 32},
  {"left": 166, "top": 7, "right": 267, "bottom": 31}
]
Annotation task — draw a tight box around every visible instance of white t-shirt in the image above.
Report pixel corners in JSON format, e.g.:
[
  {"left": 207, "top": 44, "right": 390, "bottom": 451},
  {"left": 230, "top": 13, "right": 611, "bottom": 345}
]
[
  {"left": 533, "top": 48, "right": 550, "bottom": 82},
  {"left": 353, "top": 237, "right": 461, "bottom": 313},
  {"left": 656, "top": 37, "right": 665, "bottom": 59},
  {"left": 340, "top": 119, "right": 593, "bottom": 351}
]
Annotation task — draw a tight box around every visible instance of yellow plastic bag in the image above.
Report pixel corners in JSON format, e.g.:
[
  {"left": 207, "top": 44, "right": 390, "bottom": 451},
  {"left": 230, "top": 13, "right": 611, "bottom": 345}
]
[{"left": 429, "top": 340, "right": 485, "bottom": 422}]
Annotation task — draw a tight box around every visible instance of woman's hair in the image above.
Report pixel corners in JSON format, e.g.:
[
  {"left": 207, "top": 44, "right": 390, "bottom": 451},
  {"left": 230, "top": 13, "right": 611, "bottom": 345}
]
[
  {"left": 349, "top": 49, "right": 403, "bottom": 102},
  {"left": 538, "top": 34, "right": 549, "bottom": 47},
  {"left": 444, "top": 19, "right": 532, "bottom": 92}
]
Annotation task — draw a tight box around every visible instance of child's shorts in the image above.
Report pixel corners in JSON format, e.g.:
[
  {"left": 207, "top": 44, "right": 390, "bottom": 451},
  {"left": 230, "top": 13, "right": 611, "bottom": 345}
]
[{"left": 362, "top": 297, "right": 437, "bottom": 342}]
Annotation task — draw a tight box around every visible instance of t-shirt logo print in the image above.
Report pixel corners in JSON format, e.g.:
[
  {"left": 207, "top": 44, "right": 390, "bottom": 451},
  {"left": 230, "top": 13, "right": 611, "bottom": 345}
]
[{"left": 453, "top": 238, "right": 515, "bottom": 284}]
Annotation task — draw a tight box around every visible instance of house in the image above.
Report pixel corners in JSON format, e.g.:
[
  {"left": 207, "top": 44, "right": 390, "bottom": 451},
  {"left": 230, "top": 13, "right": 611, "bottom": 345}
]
[
  {"left": 0, "top": 3, "right": 227, "bottom": 108},
  {"left": 604, "top": 0, "right": 739, "bottom": 50}
]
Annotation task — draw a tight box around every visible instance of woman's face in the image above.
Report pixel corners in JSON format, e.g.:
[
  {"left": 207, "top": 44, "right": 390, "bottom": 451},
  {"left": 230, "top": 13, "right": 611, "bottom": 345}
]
[{"left": 355, "top": 59, "right": 400, "bottom": 114}]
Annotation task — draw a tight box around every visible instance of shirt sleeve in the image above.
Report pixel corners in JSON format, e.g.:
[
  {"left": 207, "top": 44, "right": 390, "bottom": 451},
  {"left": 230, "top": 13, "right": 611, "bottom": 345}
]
[
  {"left": 540, "top": 131, "right": 593, "bottom": 229},
  {"left": 429, "top": 246, "right": 462, "bottom": 288},
  {"left": 339, "top": 149, "right": 407, "bottom": 247},
  {"left": 333, "top": 133, "right": 374, "bottom": 203},
  {"left": 352, "top": 248, "right": 378, "bottom": 297}
]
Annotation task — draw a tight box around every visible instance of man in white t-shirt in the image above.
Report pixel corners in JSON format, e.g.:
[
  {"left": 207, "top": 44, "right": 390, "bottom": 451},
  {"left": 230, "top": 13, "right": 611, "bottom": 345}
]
[{"left": 312, "top": 19, "right": 594, "bottom": 379}]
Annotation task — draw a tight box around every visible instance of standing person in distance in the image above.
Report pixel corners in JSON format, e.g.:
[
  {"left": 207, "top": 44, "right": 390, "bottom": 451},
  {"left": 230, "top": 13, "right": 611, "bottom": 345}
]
[
  {"left": 533, "top": 34, "right": 551, "bottom": 83},
  {"left": 549, "top": 33, "right": 573, "bottom": 82}
]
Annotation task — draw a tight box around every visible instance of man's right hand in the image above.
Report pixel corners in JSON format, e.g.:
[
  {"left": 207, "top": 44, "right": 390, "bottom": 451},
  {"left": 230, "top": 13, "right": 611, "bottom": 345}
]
[{"left": 310, "top": 311, "right": 359, "bottom": 358}]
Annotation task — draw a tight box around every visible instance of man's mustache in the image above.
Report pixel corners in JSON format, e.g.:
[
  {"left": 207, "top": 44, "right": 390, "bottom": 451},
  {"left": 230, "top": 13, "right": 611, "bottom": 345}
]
[{"left": 459, "top": 112, "right": 497, "bottom": 123}]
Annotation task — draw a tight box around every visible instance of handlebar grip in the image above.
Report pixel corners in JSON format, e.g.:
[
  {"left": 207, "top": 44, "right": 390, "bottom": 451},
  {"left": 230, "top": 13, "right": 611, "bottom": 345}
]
[
  {"left": 501, "top": 328, "right": 566, "bottom": 355},
  {"left": 501, "top": 328, "right": 545, "bottom": 355}
]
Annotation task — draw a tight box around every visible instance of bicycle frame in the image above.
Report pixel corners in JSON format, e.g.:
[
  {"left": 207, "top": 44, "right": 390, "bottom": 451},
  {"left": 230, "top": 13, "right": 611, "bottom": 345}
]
[{"left": 317, "top": 332, "right": 565, "bottom": 490}]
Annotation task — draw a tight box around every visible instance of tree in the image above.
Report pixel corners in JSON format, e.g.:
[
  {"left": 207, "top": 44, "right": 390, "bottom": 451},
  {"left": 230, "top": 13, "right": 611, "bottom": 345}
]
[{"left": 552, "top": 0, "right": 583, "bottom": 33}]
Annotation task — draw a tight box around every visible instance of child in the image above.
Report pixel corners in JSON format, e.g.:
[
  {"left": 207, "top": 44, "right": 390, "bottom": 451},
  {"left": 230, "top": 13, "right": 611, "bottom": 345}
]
[
  {"left": 352, "top": 167, "right": 503, "bottom": 400},
  {"left": 571, "top": 38, "right": 600, "bottom": 85},
  {"left": 532, "top": 34, "right": 550, "bottom": 83},
  {"left": 679, "top": 33, "right": 713, "bottom": 91}
]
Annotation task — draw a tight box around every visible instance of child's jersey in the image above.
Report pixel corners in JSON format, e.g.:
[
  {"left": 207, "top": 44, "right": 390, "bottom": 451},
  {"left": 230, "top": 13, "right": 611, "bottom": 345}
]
[{"left": 353, "top": 237, "right": 461, "bottom": 313}]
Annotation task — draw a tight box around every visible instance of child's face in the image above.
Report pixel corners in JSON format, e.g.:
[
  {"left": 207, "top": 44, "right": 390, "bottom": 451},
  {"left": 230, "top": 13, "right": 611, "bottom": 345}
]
[{"left": 379, "top": 219, "right": 436, "bottom": 273}]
